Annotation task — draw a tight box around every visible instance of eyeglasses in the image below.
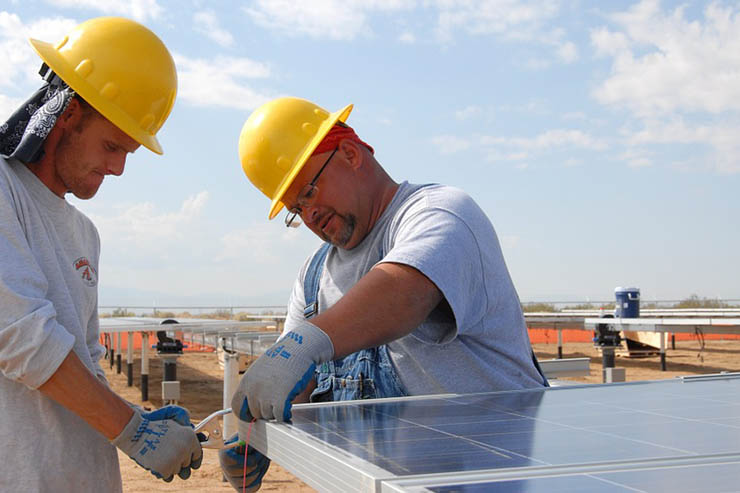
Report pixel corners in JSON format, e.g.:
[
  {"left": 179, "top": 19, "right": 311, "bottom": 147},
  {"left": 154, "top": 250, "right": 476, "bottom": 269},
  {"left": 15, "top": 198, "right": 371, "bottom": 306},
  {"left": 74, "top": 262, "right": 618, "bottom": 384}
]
[{"left": 284, "top": 147, "right": 338, "bottom": 228}]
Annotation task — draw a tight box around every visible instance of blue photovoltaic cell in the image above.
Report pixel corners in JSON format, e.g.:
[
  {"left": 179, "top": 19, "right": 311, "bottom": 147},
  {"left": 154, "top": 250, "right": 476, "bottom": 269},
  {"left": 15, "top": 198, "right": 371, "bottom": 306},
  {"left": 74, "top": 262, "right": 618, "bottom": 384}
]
[
  {"left": 288, "top": 378, "right": 740, "bottom": 480},
  {"left": 425, "top": 461, "right": 740, "bottom": 493}
]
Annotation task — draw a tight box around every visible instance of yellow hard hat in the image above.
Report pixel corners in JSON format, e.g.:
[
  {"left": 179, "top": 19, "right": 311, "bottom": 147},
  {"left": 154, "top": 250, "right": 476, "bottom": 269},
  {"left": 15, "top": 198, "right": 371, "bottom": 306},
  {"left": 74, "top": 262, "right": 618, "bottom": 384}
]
[
  {"left": 29, "top": 17, "right": 177, "bottom": 155},
  {"left": 238, "top": 97, "right": 353, "bottom": 219}
]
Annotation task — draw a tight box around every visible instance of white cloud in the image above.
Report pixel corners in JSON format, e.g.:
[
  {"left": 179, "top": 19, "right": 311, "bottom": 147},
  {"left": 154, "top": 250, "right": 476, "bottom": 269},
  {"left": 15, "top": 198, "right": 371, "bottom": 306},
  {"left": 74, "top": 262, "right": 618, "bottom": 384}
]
[
  {"left": 241, "top": 0, "right": 575, "bottom": 63},
  {"left": 174, "top": 54, "right": 273, "bottom": 110},
  {"left": 455, "top": 105, "right": 482, "bottom": 120},
  {"left": 591, "top": 1, "right": 740, "bottom": 173},
  {"left": 481, "top": 129, "right": 608, "bottom": 151},
  {"left": 625, "top": 118, "right": 740, "bottom": 173},
  {"left": 618, "top": 149, "right": 652, "bottom": 168},
  {"left": 556, "top": 40, "right": 578, "bottom": 62},
  {"left": 590, "top": 26, "right": 630, "bottom": 56},
  {"left": 434, "top": 0, "right": 559, "bottom": 41},
  {"left": 194, "top": 10, "right": 234, "bottom": 47},
  {"left": 217, "top": 223, "right": 302, "bottom": 264},
  {"left": 0, "top": 12, "right": 77, "bottom": 91},
  {"left": 399, "top": 31, "right": 416, "bottom": 43},
  {"left": 81, "top": 193, "right": 320, "bottom": 300},
  {"left": 43, "top": 0, "right": 163, "bottom": 22},
  {"left": 430, "top": 135, "right": 471, "bottom": 154},
  {"left": 432, "top": 0, "right": 576, "bottom": 63},
  {"left": 0, "top": 93, "right": 23, "bottom": 120},
  {"left": 243, "top": 0, "right": 411, "bottom": 40},
  {"left": 592, "top": 1, "right": 740, "bottom": 116},
  {"left": 627, "top": 157, "right": 652, "bottom": 168},
  {"left": 499, "top": 99, "right": 546, "bottom": 114},
  {"left": 89, "top": 191, "right": 209, "bottom": 253},
  {"left": 433, "top": 128, "right": 607, "bottom": 164}
]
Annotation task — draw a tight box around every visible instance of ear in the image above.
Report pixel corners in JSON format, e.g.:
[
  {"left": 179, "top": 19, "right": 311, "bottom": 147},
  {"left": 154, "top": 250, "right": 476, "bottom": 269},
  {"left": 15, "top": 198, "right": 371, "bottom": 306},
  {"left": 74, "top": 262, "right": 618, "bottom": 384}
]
[
  {"left": 56, "top": 97, "right": 83, "bottom": 130},
  {"left": 338, "top": 139, "right": 363, "bottom": 171}
]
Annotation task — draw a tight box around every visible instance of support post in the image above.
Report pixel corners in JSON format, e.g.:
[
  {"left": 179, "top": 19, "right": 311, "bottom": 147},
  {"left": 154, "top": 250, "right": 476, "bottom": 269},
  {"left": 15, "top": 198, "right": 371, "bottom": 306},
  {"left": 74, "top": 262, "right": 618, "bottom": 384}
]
[
  {"left": 222, "top": 337, "right": 240, "bottom": 441},
  {"left": 601, "top": 347, "right": 615, "bottom": 384},
  {"left": 116, "top": 333, "right": 122, "bottom": 374},
  {"left": 163, "top": 358, "right": 177, "bottom": 382},
  {"left": 557, "top": 327, "right": 563, "bottom": 359},
  {"left": 126, "top": 332, "right": 134, "bottom": 387},
  {"left": 660, "top": 331, "right": 667, "bottom": 371},
  {"left": 141, "top": 332, "right": 149, "bottom": 402},
  {"left": 109, "top": 334, "right": 115, "bottom": 369}
]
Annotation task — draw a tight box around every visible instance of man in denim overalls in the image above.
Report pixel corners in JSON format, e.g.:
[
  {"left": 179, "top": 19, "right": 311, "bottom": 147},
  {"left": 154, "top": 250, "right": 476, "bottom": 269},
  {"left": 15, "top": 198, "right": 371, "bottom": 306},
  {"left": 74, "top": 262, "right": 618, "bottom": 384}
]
[{"left": 220, "top": 96, "right": 548, "bottom": 492}]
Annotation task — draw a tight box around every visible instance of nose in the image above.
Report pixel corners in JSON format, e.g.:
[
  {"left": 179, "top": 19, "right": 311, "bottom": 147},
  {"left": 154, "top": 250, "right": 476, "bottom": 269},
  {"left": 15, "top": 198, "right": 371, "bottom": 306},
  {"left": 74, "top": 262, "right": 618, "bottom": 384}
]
[
  {"left": 107, "top": 155, "right": 126, "bottom": 176},
  {"left": 301, "top": 204, "right": 321, "bottom": 225}
]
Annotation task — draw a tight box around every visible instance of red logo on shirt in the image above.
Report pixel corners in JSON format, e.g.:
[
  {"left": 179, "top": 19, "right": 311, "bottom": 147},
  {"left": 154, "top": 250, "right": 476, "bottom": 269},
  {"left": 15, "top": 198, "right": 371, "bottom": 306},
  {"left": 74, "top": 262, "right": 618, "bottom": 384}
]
[{"left": 73, "top": 257, "right": 98, "bottom": 287}]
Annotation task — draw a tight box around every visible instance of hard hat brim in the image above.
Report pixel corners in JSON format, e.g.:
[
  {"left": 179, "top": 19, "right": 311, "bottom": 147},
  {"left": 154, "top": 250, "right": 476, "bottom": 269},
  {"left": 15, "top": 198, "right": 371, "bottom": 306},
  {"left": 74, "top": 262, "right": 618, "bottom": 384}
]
[
  {"left": 29, "top": 38, "right": 165, "bottom": 155},
  {"left": 267, "top": 103, "right": 353, "bottom": 219}
]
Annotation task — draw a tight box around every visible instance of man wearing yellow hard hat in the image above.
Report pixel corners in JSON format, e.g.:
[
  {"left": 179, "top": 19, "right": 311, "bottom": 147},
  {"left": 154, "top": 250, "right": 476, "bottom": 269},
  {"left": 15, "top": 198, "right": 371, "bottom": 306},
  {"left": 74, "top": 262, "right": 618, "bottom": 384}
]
[
  {"left": 0, "top": 17, "right": 202, "bottom": 491},
  {"left": 221, "top": 97, "right": 549, "bottom": 490}
]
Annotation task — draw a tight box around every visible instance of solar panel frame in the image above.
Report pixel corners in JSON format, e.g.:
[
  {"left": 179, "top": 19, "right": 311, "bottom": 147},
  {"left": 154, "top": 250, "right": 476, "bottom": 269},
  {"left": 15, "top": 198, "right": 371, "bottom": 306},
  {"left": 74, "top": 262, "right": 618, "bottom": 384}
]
[{"left": 381, "top": 456, "right": 740, "bottom": 492}]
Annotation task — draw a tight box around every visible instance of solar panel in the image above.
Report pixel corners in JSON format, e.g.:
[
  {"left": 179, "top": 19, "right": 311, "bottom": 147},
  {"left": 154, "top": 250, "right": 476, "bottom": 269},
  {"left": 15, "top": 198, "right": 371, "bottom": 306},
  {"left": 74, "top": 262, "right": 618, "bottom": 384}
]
[{"left": 246, "top": 375, "right": 740, "bottom": 492}]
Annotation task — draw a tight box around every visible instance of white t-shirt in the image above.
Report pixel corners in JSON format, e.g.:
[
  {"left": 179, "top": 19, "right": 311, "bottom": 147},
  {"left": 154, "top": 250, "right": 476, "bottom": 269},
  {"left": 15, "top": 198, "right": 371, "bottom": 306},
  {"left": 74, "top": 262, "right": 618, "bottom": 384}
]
[
  {"left": 285, "top": 182, "right": 544, "bottom": 395},
  {"left": 0, "top": 157, "right": 122, "bottom": 492}
]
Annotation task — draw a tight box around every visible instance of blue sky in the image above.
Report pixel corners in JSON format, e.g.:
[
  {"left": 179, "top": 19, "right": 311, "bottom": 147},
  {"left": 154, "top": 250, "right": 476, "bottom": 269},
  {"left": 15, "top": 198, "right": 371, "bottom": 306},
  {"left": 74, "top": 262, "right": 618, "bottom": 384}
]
[{"left": 2, "top": 0, "right": 739, "bottom": 307}]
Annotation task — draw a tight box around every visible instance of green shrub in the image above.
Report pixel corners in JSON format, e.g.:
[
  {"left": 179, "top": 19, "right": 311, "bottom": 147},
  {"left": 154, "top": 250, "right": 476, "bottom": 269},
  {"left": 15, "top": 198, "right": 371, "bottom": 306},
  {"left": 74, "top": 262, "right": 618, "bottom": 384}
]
[
  {"left": 673, "top": 295, "right": 728, "bottom": 309},
  {"left": 521, "top": 303, "right": 556, "bottom": 313}
]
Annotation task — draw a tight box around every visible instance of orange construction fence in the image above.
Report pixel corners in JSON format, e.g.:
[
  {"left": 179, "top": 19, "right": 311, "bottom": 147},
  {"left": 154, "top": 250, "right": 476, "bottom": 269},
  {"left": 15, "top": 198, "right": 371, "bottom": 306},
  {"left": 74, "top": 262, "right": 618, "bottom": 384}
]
[
  {"left": 528, "top": 326, "right": 740, "bottom": 344},
  {"left": 102, "top": 327, "right": 740, "bottom": 351},
  {"left": 99, "top": 331, "right": 214, "bottom": 352}
]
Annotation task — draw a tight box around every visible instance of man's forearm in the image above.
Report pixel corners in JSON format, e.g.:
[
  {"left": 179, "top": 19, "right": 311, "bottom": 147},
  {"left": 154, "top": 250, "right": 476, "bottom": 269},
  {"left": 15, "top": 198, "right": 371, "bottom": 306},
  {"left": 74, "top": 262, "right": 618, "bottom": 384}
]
[
  {"left": 311, "top": 262, "right": 443, "bottom": 358},
  {"left": 38, "top": 350, "right": 133, "bottom": 440}
]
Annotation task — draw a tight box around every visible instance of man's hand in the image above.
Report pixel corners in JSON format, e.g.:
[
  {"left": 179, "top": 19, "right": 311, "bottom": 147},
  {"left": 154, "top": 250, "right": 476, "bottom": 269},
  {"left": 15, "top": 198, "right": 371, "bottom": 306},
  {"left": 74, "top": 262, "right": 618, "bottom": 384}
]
[
  {"left": 231, "top": 320, "right": 334, "bottom": 422},
  {"left": 219, "top": 434, "right": 271, "bottom": 492},
  {"left": 112, "top": 405, "right": 203, "bottom": 482}
]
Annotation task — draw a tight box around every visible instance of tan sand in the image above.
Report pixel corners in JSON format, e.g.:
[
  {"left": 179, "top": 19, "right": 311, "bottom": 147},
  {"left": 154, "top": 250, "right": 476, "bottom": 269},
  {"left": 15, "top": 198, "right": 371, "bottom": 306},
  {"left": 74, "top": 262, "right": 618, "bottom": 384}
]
[{"left": 105, "top": 339, "right": 740, "bottom": 492}]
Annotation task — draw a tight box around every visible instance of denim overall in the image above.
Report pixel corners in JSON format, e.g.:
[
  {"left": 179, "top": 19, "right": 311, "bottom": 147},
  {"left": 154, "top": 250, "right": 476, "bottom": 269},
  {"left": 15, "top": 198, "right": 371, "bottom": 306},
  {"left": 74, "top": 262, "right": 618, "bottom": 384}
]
[
  {"left": 305, "top": 244, "right": 548, "bottom": 402},
  {"left": 305, "top": 244, "right": 407, "bottom": 402}
]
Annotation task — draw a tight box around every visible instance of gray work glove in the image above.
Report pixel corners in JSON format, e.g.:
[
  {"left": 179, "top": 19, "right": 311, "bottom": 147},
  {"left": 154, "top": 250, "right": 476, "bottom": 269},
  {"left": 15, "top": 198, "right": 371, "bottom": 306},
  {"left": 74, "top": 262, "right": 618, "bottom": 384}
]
[
  {"left": 112, "top": 405, "right": 203, "bottom": 482},
  {"left": 219, "top": 434, "right": 271, "bottom": 492},
  {"left": 231, "top": 319, "right": 334, "bottom": 422}
]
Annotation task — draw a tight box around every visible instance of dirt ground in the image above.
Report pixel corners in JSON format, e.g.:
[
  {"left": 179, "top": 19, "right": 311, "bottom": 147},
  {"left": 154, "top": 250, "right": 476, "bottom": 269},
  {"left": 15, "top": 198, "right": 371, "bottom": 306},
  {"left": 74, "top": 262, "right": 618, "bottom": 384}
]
[{"left": 104, "top": 338, "right": 740, "bottom": 492}]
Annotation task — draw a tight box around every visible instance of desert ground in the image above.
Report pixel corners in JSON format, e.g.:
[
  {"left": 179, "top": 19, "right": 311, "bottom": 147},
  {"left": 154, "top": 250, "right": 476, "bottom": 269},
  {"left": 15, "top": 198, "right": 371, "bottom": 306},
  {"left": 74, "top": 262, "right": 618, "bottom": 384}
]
[{"left": 104, "top": 337, "right": 740, "bottom": 492}]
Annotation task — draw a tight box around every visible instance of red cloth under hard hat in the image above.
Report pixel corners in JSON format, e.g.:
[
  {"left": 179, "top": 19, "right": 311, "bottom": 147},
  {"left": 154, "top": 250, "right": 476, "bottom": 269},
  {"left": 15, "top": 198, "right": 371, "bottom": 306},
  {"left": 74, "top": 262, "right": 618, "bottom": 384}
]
[{"left": 312, "top": 123, "right": 374, "bottom": 156}]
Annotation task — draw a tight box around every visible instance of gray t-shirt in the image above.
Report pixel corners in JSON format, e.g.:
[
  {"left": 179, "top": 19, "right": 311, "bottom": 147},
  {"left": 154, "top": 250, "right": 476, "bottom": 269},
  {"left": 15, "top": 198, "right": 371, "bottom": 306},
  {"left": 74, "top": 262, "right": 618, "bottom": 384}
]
[
  {"left": 285, "top": 182, "right": 544, "bottom": 395},
  {"left": 0, "top": 157, "right": 122, "bottom": 492}
]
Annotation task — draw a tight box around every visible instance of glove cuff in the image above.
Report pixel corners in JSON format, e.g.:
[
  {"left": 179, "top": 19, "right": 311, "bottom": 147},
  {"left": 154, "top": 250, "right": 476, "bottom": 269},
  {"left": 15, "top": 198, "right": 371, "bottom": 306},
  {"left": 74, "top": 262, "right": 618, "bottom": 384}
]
[
  {"left": 290, "top": 318, "right": 334, "bottom": 363},
  {"left": 110, "top": 410, "right": 143, "bottom": 453}
]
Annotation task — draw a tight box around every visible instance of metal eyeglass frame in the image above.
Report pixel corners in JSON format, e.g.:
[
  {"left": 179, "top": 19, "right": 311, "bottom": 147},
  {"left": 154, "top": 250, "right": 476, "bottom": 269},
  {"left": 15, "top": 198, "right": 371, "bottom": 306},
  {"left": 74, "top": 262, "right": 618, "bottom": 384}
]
[{"left": 284, "top": 146, "right": 339, "bottom": 228}]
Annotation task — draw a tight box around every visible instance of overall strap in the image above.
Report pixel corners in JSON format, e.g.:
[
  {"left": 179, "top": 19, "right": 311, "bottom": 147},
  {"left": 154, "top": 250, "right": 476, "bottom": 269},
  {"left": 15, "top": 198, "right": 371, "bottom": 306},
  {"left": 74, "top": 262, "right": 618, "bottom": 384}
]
[
  {"left": 303, "top": 243, "right": 331, "bottom": 319},
  {"left": 531, "top": 351, "right": 549, "bottom": 387}
]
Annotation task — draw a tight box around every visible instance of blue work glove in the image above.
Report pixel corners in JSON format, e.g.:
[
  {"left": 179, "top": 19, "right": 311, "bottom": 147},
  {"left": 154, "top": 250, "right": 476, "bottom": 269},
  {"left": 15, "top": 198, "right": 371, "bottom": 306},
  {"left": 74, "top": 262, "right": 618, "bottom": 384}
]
[
  {"left": 143, "top": 405, "right": 193, "bottom": 427},
  {"left": 219, "top": 434, "right": 271, "bottom": 492},
  {"left": 231, "top": 319, "right": 334, "bottom": 422},
  {"left": 112, "top": 405, "right": 203, "bottom": 482}
]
